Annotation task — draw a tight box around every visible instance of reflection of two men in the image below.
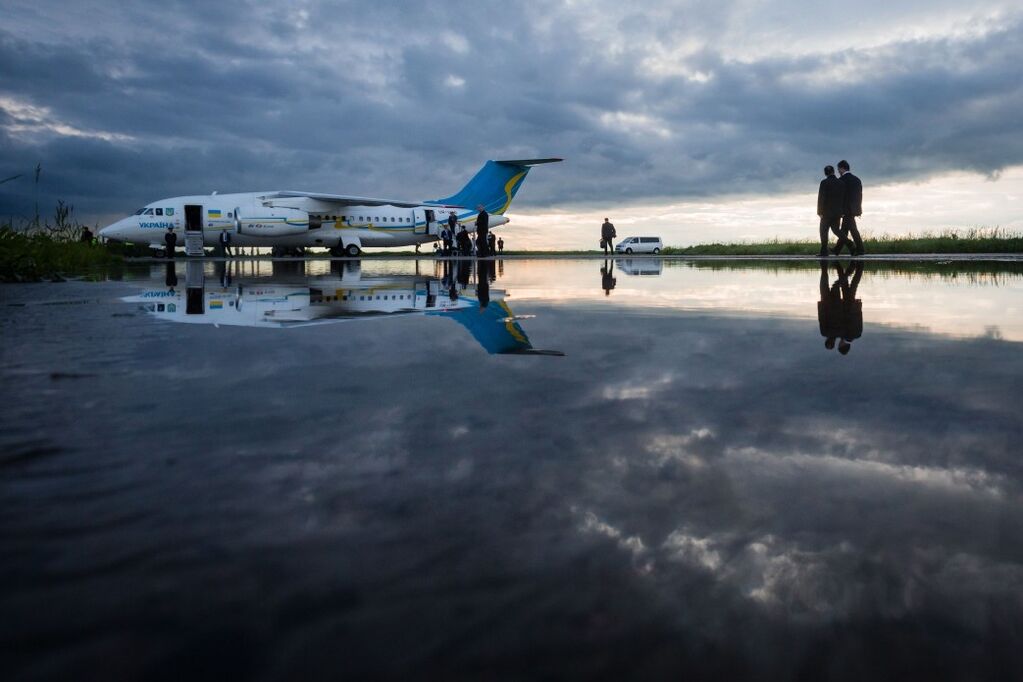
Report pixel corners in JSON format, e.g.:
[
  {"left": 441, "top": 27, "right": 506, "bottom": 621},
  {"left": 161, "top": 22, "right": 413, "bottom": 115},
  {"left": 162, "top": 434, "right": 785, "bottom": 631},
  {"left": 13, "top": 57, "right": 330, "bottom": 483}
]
[{"left": 819, "top": 261, "right": 863, "bottom": 354}]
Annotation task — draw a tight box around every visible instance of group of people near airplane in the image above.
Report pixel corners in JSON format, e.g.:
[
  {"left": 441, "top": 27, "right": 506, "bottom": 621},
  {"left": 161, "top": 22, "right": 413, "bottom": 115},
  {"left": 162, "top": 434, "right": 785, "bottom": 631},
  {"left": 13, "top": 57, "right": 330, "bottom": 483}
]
[
  {"left": 817, "top": 159, "right": 864, "bottom": 257},
  {"left": 439, "top": 205, "right": 504, "bottom": 257}
]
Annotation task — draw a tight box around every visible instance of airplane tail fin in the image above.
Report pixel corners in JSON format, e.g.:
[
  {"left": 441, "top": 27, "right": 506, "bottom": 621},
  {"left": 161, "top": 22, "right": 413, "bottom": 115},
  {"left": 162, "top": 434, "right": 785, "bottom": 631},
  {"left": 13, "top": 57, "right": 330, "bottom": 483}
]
[
  {"left": 429, "top": 158, "right": 562, "bottom": 215},
  {"left": 431, "top": 300, "right": 563, "bottom": 355}
]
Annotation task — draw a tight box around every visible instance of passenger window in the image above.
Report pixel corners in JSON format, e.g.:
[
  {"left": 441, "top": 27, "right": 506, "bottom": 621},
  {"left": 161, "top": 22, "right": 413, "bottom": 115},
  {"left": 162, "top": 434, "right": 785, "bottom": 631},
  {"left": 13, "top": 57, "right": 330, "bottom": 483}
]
[{"left": 155, "top": 208, "right": 163, "bottom": 215}]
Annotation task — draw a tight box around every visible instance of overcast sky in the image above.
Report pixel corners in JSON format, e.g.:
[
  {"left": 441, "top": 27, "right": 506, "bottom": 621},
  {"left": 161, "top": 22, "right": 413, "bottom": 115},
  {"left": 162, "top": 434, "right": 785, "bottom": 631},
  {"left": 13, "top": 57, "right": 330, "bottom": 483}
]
[{"left": 1, "top": 1, "right": 1021, "bottom": 246}]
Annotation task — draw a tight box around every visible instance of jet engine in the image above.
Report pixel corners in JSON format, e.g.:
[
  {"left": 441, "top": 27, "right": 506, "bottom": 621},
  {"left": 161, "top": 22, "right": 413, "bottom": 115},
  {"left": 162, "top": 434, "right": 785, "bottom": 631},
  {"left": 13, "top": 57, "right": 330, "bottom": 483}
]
[{"left": 236, "top": 207, "right": 310, "bottom": 237}]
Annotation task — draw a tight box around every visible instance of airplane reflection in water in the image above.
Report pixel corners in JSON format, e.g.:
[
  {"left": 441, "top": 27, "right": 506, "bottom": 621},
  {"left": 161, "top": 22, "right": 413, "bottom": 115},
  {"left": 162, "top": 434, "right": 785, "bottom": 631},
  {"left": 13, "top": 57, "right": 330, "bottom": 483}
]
[{"left": 123, "top": 260, "right": 564, "bottom": 356}]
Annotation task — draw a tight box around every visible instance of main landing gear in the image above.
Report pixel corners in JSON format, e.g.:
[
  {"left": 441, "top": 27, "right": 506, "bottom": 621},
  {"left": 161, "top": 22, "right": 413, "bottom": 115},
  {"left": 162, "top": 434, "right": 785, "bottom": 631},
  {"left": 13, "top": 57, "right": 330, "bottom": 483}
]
[{"left": 329, "top": 242, "right": 361, "bottom": 257}]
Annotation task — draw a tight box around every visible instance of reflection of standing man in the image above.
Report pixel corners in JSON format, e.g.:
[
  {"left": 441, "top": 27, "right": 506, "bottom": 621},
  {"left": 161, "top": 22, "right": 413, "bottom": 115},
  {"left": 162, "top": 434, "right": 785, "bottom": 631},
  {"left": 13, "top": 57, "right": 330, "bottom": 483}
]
[
  {"left": 601, "top": 218, "right": 616, "bottom": 255},
  {"left": 835, "top": 160, "right": 864, "bottom": 256},
  {"left": 817, "top": 166, "right": 845, "bottom": 258},
  {"left": 818, "top": 262, "right": 843, "bottom": 349},
  {"left": 837, "top": 261, "right": 863, "bottom": 354},
  {"left": 219, "top": 229, "right": 232, "bottom": 257},
  {"left": 600, "top": 260, "right": 616, "bottom": 296},
  {"left": 165, "top": 261, "right": 178, "bottom": 291},
  {"left": 477, "top": 259, "right": 494, "bottom": 309},
  {"left": 164, "top": 227, "right": 177, "bottom": 259},
  {"left": 475, "top": 204, "right": 490, "bottom": 257}
]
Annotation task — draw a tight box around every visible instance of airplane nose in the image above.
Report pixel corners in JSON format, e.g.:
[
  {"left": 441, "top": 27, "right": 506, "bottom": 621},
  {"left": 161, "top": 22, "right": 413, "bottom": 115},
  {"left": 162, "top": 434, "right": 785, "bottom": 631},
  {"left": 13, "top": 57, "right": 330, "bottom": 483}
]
[{"left": 99, "top": 219, "right": 126, "bottom": 241}]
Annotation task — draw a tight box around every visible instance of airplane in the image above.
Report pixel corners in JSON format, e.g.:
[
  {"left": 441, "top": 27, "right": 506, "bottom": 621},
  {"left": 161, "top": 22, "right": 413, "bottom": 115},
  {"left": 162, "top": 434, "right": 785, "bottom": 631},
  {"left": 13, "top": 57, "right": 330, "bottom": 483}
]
[
  {"left": 123, "top": 260, "right": 564, "bottom": 355},
  {"left": 99, "top": 158, "right": 562, "bottom": 257}
]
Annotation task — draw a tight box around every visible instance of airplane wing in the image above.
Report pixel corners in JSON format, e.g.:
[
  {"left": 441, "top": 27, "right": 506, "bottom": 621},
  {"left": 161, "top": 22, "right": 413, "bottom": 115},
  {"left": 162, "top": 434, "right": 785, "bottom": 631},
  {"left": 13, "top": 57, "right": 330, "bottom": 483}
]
[{"left": 265, "top": 191, "right": 459, "bottom": 208}]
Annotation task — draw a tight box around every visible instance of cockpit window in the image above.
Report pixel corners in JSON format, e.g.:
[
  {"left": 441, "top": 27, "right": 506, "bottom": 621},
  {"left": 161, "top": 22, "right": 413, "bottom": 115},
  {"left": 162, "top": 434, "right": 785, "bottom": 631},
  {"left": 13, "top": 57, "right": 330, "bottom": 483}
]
[
  {"left": 155, "top": 208, "right": 163, "bottom": 216},
  {"left": 134, "top": 208, "right": 145, "bottom": 215},
  {"left": 143, "top": 208, "right": 154, "bottom": 215}
]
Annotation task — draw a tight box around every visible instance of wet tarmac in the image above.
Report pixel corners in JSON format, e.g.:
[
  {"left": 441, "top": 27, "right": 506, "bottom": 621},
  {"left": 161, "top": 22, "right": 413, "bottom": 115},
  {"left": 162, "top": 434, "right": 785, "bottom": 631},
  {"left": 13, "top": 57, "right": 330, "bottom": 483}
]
[{"left": 2, "top": 258, "right": 1023, "bottom": 680}]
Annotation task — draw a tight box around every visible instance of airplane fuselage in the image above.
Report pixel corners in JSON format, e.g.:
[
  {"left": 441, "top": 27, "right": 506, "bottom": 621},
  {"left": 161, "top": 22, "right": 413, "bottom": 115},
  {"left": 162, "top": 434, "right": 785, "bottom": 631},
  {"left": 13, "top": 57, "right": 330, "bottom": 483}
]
[{"left": 101, "top": 192, "right": 508, "bottom": 252}]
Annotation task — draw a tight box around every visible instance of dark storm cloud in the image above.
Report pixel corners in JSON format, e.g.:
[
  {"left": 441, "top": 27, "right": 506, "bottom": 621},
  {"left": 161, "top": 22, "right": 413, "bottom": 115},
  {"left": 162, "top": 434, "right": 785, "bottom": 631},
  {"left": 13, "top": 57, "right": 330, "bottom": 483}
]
[{"left": 1, "top": 1, "right": 1021, "bottom": 222}]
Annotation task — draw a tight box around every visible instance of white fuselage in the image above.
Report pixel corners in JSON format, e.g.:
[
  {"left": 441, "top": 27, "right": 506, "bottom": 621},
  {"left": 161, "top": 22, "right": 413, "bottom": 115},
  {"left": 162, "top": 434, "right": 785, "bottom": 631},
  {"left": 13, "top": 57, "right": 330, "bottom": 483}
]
[{"left": 99, "top": 191, "right": 508, "bottom": 251}]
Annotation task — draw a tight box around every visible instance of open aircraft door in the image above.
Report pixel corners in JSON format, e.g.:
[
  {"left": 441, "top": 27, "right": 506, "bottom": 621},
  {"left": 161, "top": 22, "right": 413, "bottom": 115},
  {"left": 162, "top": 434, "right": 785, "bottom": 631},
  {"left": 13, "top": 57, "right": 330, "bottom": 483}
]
[
  {"left": 412, "top": 209, "right": 437, "bottom": 236},
  {"left": 184, "top": 204, "right": 205, "bottom": 256}
]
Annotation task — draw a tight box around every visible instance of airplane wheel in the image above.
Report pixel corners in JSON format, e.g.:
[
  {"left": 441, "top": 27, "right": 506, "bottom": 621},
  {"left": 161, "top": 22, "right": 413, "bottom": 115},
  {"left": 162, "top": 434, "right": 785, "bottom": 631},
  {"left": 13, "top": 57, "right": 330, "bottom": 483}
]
[
  {"left": 626, "top": 247, "right": 633, "bottom": 254},
  {"left": 653, "top": 248, "right": 660, "bottom": 254},
  {"left": 345, "top": 243, "right": 361, "bottom": 257}
]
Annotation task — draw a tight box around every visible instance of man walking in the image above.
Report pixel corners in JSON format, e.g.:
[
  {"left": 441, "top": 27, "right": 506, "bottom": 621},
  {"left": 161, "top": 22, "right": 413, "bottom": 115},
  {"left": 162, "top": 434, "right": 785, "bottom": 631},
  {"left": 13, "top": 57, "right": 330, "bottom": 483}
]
[
  {"left": 601, "top": 218, "right": 616, "bottom": 255},
  {"left": 475, "top": 204, "right": 490, "bottom": 257},
  {"left": 164, "top": 227, "right": 177, "bottom": 259},
  {"left": 817, "top": 166, "right": 845, "bottom": 258},
  {"left": 835, "top": 160, "right": 864, "bottom": 256}
]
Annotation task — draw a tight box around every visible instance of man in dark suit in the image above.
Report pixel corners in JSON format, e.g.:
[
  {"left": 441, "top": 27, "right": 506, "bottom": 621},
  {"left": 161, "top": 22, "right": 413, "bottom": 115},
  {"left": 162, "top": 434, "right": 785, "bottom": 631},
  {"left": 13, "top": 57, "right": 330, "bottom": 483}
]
[
  {"left": 834, "top": 160, "right": 864, "bottom": 256},
  {"left": 164, "top": 227, "right": 177, "bottom": 259},
  {"left": 475, "top": 204, "right": 490, "bottom": 257},
  {"left": 817, "top": 165, "right": 845, "bottom": 258}
]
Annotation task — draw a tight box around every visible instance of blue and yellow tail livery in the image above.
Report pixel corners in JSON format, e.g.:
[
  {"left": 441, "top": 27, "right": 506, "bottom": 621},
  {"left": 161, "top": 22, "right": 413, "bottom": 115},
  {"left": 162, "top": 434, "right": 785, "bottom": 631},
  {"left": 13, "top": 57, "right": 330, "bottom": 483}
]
[{"left": 429, "top": 158, "right": 561, "bottom": 214}]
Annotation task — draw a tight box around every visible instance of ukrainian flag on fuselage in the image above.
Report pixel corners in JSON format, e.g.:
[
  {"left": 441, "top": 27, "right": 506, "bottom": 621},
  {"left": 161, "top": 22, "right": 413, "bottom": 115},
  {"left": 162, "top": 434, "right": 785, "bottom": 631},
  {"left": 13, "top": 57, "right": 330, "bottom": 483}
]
[
  {"left": 428, "top": 158, "right": 561, "bottom": 215},
  {"left": 208, "top": 209, "right": 222, "bottom": 218}
]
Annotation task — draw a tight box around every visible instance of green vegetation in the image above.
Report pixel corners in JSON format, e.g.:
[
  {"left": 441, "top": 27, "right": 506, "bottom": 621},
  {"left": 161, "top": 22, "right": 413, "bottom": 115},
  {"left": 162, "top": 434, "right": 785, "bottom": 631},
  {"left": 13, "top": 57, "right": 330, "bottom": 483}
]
[
  {"left": 662, "top": 228, "right": 1023, "bottom": 256},
  {"left": 1, "top": 202, "right": 123, "bottom": 282}
]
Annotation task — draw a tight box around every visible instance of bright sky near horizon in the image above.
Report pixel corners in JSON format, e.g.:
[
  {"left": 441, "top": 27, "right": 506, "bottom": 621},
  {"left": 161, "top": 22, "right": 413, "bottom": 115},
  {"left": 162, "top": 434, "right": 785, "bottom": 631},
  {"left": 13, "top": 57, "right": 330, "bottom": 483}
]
[{"left": 1, "top": 1, "right": 1021, "bottom": 247}]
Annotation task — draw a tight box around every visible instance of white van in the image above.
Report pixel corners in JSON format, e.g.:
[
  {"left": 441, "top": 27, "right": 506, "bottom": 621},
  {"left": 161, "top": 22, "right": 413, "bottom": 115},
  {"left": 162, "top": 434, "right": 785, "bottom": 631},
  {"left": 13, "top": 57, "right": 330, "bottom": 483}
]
[{"left": 615, "top": 236, "right": 663, "bottom": 254}]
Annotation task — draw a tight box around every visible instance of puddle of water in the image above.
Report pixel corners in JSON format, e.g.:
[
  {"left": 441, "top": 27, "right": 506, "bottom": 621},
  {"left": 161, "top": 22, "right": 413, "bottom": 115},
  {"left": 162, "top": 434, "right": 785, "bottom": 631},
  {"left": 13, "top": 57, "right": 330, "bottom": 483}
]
[{"left": 2, "top": 258, "right": 1022, "bottom": 679}]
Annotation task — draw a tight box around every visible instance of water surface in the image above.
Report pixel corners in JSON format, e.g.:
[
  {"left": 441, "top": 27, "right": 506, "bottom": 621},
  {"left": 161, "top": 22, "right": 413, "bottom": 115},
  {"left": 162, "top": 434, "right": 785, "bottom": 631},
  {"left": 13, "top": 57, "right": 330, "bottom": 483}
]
[{"left": 2, "top": 258, "right": 1022, "bottom": 680}]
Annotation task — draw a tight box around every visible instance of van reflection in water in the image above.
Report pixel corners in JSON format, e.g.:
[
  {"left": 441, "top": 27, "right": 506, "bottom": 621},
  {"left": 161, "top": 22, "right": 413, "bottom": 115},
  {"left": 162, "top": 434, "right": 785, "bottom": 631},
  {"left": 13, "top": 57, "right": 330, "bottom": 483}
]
[
  {"left": 819, "top": 261, "right": 864, "bottom": 354},
  {"left": 124, "top": 260, "right": 564, "bottom": 356},
  {"left": 614, "top": 257, "right": 663, "bottom": 276}
]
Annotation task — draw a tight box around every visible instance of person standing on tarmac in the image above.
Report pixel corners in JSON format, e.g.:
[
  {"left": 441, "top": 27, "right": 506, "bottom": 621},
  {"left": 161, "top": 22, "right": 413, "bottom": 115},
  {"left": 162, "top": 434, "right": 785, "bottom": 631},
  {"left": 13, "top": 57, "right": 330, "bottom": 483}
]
[
  {"left": 457, "top": 226, "right": 472, "bottom": 256},
  {"left": 164, "top": 227, "right": 177, "bottom": 259},
  {"left": 601, "top": 218, "right": 616, "bottom": 255},
  {"left": 475, "top": 204, "right": 490, "bottom": 257},
  {"left": 498, "top": 236, "right": 504, "bottom": 254},
  {"left": 487, "top": 231, "right": 496, "bottom": 255}
]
